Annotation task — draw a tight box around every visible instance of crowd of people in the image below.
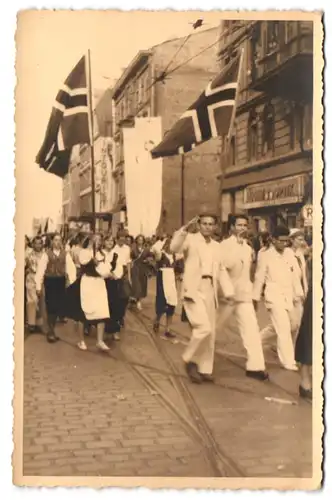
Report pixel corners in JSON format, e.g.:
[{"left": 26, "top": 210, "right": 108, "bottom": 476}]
[{"left": 24, "top": 213, "right": 313, "bottom": 401}]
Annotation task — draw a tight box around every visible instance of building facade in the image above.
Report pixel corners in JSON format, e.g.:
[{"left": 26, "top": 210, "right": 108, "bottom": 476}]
[
  {"left": 218, "top": 20, "right": 313, "bottom": 236},
  {"left": 111, "top": 28, "right": 221, "bottom": 235},
  {"left": 62, "top": 89, "right": 114, "bottom": 233}
]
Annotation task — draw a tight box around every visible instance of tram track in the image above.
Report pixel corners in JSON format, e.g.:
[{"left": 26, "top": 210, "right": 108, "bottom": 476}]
[
  {"left": 128, "top": 310, "right": 245, "bottom": 477},
  {"left": 135, "top": 308, "right": 310, "bottom": 405}
]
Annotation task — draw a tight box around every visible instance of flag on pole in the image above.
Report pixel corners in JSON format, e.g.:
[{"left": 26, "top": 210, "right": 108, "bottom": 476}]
[
  {"left": 151, "top": 51, "right": 243, "bottom": 159},
  {"left": 36, "top": 55, "right": 91, "bottom": 178}
]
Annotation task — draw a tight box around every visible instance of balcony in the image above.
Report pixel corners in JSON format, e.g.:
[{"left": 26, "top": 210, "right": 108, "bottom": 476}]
[{"left": 250, "top": 21, "right": 313, "bottom": 101}]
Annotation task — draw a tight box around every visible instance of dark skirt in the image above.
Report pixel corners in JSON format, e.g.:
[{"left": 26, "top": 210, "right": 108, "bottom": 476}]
[
  {"left": 155, "top": 270, "right": 175, "bottom": 318},
  {"left": 64, "top": 277, "right": 86, "bottom": 323},
  {"left": 104, "top": 278, "right": 121, "bottom": 333},
  {"left": 295, "top": 286, "right": 313, "bottom": 366},
  {"left": 44, "top": 276, "right": 66, "bottom": 318},
  {"left": 131, "top": 262, "right": 148, "bottom": 300}
]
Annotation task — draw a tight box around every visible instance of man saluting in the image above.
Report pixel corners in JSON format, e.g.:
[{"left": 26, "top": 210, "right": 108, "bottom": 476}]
[{"left": 170, "top": 213, "right": 234, "bottom": 383}]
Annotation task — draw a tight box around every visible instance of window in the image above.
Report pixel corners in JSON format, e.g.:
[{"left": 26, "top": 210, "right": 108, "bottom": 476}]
[
  {"left": 138, "top": 77, "right": 144, "bottom": 104},
  {"left": 284, "top": 102, "right": 296, "bottom": 150},
  {"left": 266, "top": 21, "right": 279, "bottom": 54},
  {"left": 247, "top": 109, "right": 259, "bottom": 161},
  {"left": 228, "top": 136, "right": 236, "bottom": 166},
  {"left": 230, "top": 124, "right": 237, "bottom": 166},
  {"left": 303, "top": 103, "right": 313, "bottom": 147},
  {"left": 285, "top": 21, "right": 298, "bottom": 43},
  {"left": 262, "top": 102, "right": 275, "bottom": 155},
  {"left": 287, "top": 215, "right": 297, "bottom": 229}
]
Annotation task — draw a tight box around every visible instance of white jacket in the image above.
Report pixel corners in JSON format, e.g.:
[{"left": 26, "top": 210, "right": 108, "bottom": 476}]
[
  {"left": 219, "top": 235, "right": 254, "bottom": 303},
  {"left": 252, "top": 246, "right": 294, "bottom": 311},
  {"left": 170, "top": 229, "right": 234, "bottom": 306}
]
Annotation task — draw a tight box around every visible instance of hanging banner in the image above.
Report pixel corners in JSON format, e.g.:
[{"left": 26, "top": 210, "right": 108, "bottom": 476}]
[{"left": 123, "top": 117, "right": 162, "bottom": 237}]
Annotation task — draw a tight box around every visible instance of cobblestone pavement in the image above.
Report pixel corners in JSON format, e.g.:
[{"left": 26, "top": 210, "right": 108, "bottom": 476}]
[{"left": 23, "top": 277, "right": 313, "bottom": 478}]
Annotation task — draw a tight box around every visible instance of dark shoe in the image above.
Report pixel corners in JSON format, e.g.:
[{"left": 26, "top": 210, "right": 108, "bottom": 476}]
[
  {"left": 185, "top": 362, "right": 202, "bottom": 384},
  {"left": 299, "top": 385, "right": 312, "bottom": 401},
  {"left": 246, "top": 370, "right": 269, "bottom": 381},
  {"left": 27, "top": 325, "right": 36, "bottom": 333},
  {"left": 153, "top": 321, "right": 160, "bottom": 334},
  {"left": 199, "top": 373, "right": 215, "bottom": 383},
  {"left": 47, "top": 334, "right": 57, "bottom": 344},
  {"left": 164, "top": 330, "right": 176, "bottom": 339}
]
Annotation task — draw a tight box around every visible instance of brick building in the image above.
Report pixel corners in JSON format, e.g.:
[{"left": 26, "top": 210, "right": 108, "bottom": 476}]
[
  {"left": 62, "top": 88, "right": 114, "bottom": 233},
  {"left": 218, "top": 20, "right": 313, "bottom": 236},
  {"left": 111, "top": 27, "right": 221, "bottom": 235}
]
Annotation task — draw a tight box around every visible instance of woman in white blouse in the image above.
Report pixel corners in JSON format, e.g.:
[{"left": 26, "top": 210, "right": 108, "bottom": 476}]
[
  {"left": 66, "top": 234, "right": 112, "bottom": 351},
  {"left": 35, "top": 233, "right": 76, "bottom": 343}
]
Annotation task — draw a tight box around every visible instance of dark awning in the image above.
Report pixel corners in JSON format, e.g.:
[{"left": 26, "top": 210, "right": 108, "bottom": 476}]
[
  {"left": 221, "top": 154, "right": 312, "bottom": 190},
  {"left": 68, "top": 212, "right": 112, "bottom": 222}
]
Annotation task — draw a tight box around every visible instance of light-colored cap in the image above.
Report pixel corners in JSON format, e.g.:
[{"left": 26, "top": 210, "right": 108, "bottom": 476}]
[{"left": 289, "top": 228, "right": 304, "bottom": 238}]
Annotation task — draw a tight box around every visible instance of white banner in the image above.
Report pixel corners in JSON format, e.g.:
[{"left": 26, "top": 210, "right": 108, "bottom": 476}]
[{"left": 123, "top": 117, "right": 162, "bottom": 237}]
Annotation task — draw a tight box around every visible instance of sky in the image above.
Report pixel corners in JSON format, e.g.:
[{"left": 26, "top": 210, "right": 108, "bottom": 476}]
[{"left": 15, "top": 10, "right": 222, "bottom": 235}]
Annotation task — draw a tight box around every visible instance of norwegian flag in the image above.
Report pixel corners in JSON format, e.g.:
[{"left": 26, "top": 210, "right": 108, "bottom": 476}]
[
  {"left": 36, "top": 56, "right": 90, "bottom": 178},
  {"left": 151, "top": 51, "right": 243, "bottom": 158}
]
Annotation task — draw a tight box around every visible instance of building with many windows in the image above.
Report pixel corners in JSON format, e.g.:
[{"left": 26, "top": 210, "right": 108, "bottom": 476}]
[
  {"left": 111, "top": 27, "right": 221, "bottom": 235},
  {"left": 218, "top": 20, "right": 313, "bottom": 235}
]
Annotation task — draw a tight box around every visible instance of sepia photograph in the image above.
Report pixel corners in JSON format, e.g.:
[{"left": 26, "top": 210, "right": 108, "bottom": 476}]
[{"left": 14, "top": 9, "right": 323, "bottom": 489}]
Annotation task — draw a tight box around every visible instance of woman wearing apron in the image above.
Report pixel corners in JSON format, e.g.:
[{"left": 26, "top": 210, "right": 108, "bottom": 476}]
[{"left": 153, "top": 237, "right": 178, "bottom": 340}]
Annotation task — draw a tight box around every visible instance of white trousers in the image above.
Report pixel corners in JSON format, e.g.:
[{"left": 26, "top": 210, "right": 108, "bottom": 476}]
[
  {"left": 217, "top": 302, "right": 266, "bottom": 371},
  {"left": 260, "top": 306, "right": 297, "bottom": 369},
  {"left": 182, "top": 279, "right": 216, "bottom": 375},
  {"left": 289, "top": 300, "right": 304, "bottom": 341}
]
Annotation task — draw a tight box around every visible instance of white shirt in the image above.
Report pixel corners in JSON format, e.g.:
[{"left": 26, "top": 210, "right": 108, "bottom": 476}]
[
  {"left": 200, "top": 237, "right": 214, "bottom": 277},
  {"left": 283, "top": 247, "right": 308, "bottom": 299},
  {"left": 151, "top": 239, "right": 166, "bottom": 256},
  {"left": 219, "top": 235, "right": 254, "bottom": 302},
  {"left": 35, "top": 249, "right": 76, "bottom": 292},
  {"left": 78, "top": 248, "right": 111, "bottom": 279},
  {"left": 113, "top": 244, "right": 131, "bottom": 266},
  {"left": 104, "top": 249, "right": 126, "bottom": 280},
  {"left": 253, "top": 246, "right": 294, "bottom": 310}
]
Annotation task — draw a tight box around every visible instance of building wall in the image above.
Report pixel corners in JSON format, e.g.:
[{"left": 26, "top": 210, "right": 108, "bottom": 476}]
[
  {"left": 218, "top": 20, "right": 313, "bottom": 234},
  {"left": 111, "top": 28, "right": 222, "bottom": 235},
  {"left": 155, "top": 65, "right": 221, "bottom": 232}
]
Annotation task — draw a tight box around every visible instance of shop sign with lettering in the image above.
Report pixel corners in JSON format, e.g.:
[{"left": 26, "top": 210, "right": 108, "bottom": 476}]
[{"left": 243, "top": 176, "right": 305, "bottom": 209}]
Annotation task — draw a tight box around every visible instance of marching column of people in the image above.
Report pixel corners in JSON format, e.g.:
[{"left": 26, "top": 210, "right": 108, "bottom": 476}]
[{"left": 24, "top": 216, "right": 312, "bottom": 400}]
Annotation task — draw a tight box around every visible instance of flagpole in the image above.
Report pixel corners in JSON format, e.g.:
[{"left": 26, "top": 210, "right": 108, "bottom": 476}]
[
  {"left": 219, "top": 49, "right": 244, "bottom": 235},
  {"left": 87, "top": 49, "right": 96, "bottom": 233},
  {"left": 181, "top": 154, "right": 185, "bottom": 226}
]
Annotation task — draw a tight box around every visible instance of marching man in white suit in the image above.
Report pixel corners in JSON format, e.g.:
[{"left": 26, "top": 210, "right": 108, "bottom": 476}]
[
  {"left": 283, "top": 228, "right": 308, "bottom": 341},
  {"left": 253, "top": 225, "right": 298, "bottom": 371},
  {"left": 170, "top": 213, "right": 234, "bottom": 383},
  {"left": 219, "top": 214, "right": 268, "bottom": 380}
]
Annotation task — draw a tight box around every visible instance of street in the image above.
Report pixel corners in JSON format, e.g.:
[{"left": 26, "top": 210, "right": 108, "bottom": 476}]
[{"left": 23, "top": 278, "right": 312, "bottom": 478}]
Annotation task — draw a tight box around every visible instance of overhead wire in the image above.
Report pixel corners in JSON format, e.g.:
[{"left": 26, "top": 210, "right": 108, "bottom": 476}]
[
  {"left": 115, "top": 20, "right": 256, "bottom": 126},
  {"left": 118, "top": 22, "right": 247, "bottom": 101}
]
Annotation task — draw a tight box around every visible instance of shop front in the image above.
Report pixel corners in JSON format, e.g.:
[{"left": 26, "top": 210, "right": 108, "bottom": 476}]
[{"left": 243, "top": 174, "right": 310, "bottom": 234}]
